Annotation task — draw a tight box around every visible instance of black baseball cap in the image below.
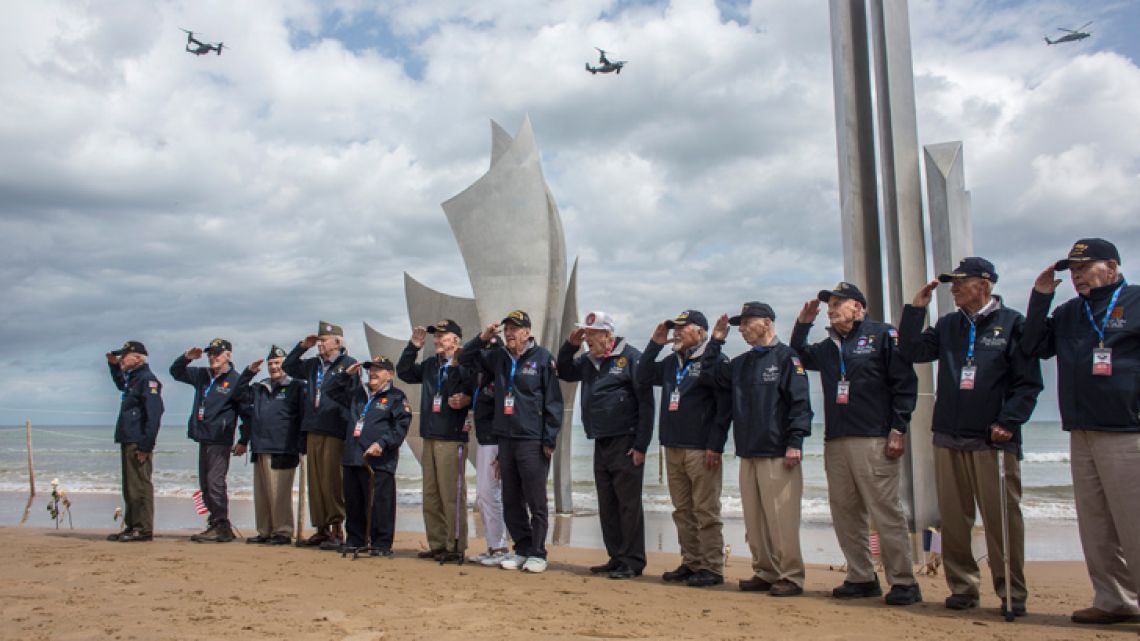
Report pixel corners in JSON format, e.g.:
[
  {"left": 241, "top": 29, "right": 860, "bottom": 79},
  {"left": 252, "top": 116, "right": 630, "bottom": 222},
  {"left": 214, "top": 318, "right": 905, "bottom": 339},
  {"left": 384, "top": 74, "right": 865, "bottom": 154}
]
[
  {"left": 1054, "top": 238, "right": 1121, "bottom": 271},
  {"left": 267, "top": 345, "right": 287, "bottom": 360},
  {"left": 362, "top": 355, "right": 395, "bottom": 371},
  {"left": 112, "top": 340, "right": 148, "bottom": 357},
  {"left": 501, "top": 310, "right": 531, "bottom": 328},
  {"left": 818, "top": 282, "right": 868, "bottom": 308},
  {"left": 426, "top": 319, "right": 463, "bottom": 338},
  {"left": 938, "top": 257, "right": 998, "bottom": 283},
  {"left": 728, "top": 301, "right": 776, "bottom": 326},
  {"left": 664, "top": 310, "right": 708, "bottom": 331},
  {"left": 204, "top": 338, "right": 232, "bottom": 354}
]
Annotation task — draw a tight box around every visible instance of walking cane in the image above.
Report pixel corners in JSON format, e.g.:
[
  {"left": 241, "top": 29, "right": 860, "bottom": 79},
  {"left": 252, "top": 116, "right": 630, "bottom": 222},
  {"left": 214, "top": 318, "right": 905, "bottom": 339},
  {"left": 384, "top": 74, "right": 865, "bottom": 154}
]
[
  {"left": 997, "top": 448, "right": 1015, "bottom": 623},
  {"left": 442, "top": 443, "right": 466, "bottom": 566}
]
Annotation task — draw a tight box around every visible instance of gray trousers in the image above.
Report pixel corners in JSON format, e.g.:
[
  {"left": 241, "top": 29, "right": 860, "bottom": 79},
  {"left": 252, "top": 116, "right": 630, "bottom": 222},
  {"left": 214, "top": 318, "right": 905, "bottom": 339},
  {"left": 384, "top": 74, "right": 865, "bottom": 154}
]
[
  {"left": 198, "top": 443, "right": 232, "bottom": 526},
  {"left": 121, "top": 443, "right": 154, "bottom": 534}
]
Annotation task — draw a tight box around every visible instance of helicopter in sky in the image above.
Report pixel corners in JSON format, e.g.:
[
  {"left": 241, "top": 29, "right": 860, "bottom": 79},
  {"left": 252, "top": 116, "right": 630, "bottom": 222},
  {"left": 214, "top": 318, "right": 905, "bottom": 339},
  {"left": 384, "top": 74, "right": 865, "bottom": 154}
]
[
  {"left": 1045, "top": 22, "right": 1092, "bottom": 45},
  {"left": 585, "top": 47, "right": 627, "bottom": 74},
  {"left": 181, "top": 29, "right": 225, "bottom": 56}
]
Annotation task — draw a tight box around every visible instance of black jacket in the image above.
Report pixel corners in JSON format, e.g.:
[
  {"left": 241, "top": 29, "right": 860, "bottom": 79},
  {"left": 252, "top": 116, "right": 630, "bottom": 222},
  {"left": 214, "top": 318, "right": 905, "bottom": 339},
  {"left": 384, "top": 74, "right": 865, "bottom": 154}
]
[
  {"left": 700, "top": 339, "right": 813, "bottom": 457},
  {"left": 110, "top": 362, "right": 164, "bottom": 453},
  {"left": 459, "top": 337, "right": 563, "bottom": 448},
  {"left": 282, "top": 344, "right": 358, "bottom": 439},
  {"left": 472, "top": 373, "right": 497, "bottom": 446},
  {"left": 235, "top": 370, "right": 305, "bottom": 455},
  {"left": 170, "top": 356, "right": 245, "bottom": 445},
  {"left": 396, "top": 343, "right": 475, "bottom": 442},
  {"left": 325, "top": 372, "right": 411, "bottom": 473},
  {"left": 556, "top": 338, "right": 654, "bottom": 452},
  {"left": 898, "top": 298, "right": 1043, "bottom": 444},
  {"left": 637, "top": 340, "right": 731, "bottom": 452},
  {"left": 790, "top": 318, "right": 917, "bottom": 440},
  {"left": 1021, "top": 280, "right": 1140, "bottom": 433}
]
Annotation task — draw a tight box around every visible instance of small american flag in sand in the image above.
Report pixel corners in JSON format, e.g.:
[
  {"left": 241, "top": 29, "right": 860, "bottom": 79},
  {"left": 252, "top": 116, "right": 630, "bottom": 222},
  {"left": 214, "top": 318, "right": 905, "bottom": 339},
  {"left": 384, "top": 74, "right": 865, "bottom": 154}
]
[
  {"left": 191, "top": 490, "right": 209, "bottom": 515},
  {"left": 869, "top": 531, "right": 881, "bottom": 557}
]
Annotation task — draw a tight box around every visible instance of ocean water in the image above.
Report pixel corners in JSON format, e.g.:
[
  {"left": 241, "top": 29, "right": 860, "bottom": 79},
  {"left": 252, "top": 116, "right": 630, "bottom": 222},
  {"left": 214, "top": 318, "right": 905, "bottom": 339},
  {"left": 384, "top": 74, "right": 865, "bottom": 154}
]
[{"left": 0, "top": 421, "right": 1076, "bottom": 523}]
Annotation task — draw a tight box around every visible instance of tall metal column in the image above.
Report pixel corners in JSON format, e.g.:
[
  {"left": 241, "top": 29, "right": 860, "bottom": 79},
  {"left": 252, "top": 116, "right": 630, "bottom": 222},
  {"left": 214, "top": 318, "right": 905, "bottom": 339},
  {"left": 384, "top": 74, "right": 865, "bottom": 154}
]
[{"left": 925, "top": 141, "right": 974, "bottom": 316}]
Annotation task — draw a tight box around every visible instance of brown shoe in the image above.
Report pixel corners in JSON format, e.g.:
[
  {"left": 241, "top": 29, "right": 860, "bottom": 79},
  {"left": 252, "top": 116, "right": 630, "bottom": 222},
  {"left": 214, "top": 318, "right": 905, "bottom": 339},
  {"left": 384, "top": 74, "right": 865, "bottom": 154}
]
[
  {"left": 190, "top": 526, "right": 216, "bottom": 543},
  {"left": 418, "top": 549, "right": 443, "bottom": 560},
  {"left": 739, "top": 575, "right": 773, "bottom": 592},
  {"left": 297, "top": 528, "right": 330, "bottom": 547},
  {"left": 1071, "top": 607, "right": 1140, "bottom": 625},
  {"left": 769, "top": 579, "right": 804, "bottom": 597}
]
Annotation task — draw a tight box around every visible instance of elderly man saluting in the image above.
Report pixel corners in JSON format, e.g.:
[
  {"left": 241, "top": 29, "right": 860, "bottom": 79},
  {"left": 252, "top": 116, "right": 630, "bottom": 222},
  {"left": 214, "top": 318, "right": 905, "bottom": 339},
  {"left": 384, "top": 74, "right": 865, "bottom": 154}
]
[
  {"left": 105, "top": 341, "right": 164, "bottom": 542},
  {"left": 899, "top": 257, "right": 1043, "bottom": 617},
  {"left": 701, "top": 302, "right": 813, "bottom": 597},
  {"left": 557, "top": 311, "right": 654, "bottom": 580},
  {"left": 1021, "top": 239, "right": 1140, "bottom": 625},
  {"left": 790, "top": 282, "right": 921, "bottom": 606}
]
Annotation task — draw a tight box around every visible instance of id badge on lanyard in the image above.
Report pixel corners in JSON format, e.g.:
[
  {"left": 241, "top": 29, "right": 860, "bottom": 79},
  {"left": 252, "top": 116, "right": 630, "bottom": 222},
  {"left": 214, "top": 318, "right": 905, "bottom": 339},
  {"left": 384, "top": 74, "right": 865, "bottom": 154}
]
[
  {"left": 353, "top": 419, "right": 363, "bottom": 437},
  {"left": 960, "top": 365, "right": 977, "bottom": 390},
  {"left": 1093, "top": 347, "right": 1113, "bottom": 376},
  {"left": 197, "top": 405, "right": 206, "bottom": 421},
  {"left": 668, "top": 390, "right": 681, "bottom": 411},
  {"left": 836, "top": 380, "right": 850, "bottom": 405},
  {"left": 503, "top": 393, "right": 515, "bottom": 416},
  {"left": 1086, "top": 282, "right": 1125, "bottom": 377},
  {"left": 432, "top": 393, "right": 443, "bottom": 413}
]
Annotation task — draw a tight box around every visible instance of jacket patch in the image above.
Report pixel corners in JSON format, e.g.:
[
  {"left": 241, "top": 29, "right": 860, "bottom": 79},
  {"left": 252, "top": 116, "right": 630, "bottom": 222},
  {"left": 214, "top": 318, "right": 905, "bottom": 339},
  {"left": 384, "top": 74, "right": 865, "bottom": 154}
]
[
  {"left": 791, "top": 357, "right": 805, "bottom": 376},
  {"left": 519, "top": 362, "right": 540, "bottom": 376},
  {"left": 853, "top": 335, "right": 876, "bottom": 355},
  {"left": 1107, "top": 309, "right": 1126, "bottom": 329},
  {"left": 980, "top": 328, "right": 1008, "bottom": 348},
  {"left": 762, "top": 364, "right": 780, "bottom": 383}
]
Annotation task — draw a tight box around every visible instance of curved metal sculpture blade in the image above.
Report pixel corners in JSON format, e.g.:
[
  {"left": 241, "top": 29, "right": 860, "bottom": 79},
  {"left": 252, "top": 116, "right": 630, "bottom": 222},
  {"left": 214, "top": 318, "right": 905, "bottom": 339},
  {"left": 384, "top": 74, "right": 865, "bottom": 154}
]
[
  {"left": 490, "top": 119, "right": 513, "bottom": 168},
  {"left": 363, "top": 321, "right": 428, "bottom": 462},
  {"left": 403, "top": 272, "right": 482, "bottom": 345},
  {"left": 554, "top": 257, "right": 579, "bottom": 513}
]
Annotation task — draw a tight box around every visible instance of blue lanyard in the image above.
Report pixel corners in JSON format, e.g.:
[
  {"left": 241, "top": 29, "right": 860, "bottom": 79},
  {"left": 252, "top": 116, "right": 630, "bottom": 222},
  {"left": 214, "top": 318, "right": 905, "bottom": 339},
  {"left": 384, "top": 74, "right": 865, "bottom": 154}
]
[
  {"left": 359, "top": 391, "right": 381, "bottom": 422},
  {"left": 121, "top": 370, "right": 132, "bottom": 400},
  {"left": 506, "top": 357, "right": 519, "bottom": 395},
  {"left": 836, "top": 339, "right": 848, "bottom": 380},
  {"left": 202, "top": 374, "right": 221, "bottom": 406},
  {"left": 965, "top": 317, "right": 977, "bottom": 364},
  {"left": 437, "top": 361, "right": 450, "bottom": 392},
  {"left": 315, "top": 362, "right": 328, "bottom": 391},
  {"left": 1084, "top": 281, "right": 1127, "bottom": 347},
  {"left": 675, "top": 360, "right": 692, "bottom": 386}
]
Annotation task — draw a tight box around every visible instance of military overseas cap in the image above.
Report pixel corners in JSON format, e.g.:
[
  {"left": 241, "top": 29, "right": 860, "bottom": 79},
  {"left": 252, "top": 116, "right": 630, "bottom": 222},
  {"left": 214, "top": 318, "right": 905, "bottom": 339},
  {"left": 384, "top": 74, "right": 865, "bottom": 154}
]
[
  {"left": 317, "top": 321, "right": 344, "bottom": 337},
  {"left": 204, "top": 337, "right": 233, "bottom": 354},
  {"left": 576, "top": 311, "right": 616, "bottom": 333},
  {"left": 267, "top": 345, "right": 287, "bottom": 360},
  {"left": 426, "top": 319, "right": 463, "bottom": 338},
  {"left": 501, "top": 310, "right": 532, "bottom": 328},
  {"left": 1054, "top": 238, "right": 1121, "bottom": 271},
  {"left": 818, "top": 282, "right": 868, "bottom": 308},
  {"left": 938, "top": 257, "right": 998, "bottom": 283},
  {"left": 362, "top": 355, "right": 395, "bottom": 371},
  {"left": 112, "top": 340, "right": 148, "bottom": 357},
  {"left": 664, "top": 310, "right": 708, "bottom": 331},
  {"left": 728, "top": 301, "right": 776, "bottom": 326}
]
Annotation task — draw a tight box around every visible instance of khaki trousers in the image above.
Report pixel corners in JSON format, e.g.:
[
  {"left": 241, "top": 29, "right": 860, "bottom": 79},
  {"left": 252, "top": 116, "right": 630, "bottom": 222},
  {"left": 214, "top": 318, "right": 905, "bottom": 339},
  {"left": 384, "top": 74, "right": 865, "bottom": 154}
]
[
  {"left": 825, "top": 437, "right": 916, "bottom": 586},
  {"left": 254, "top": 455, "right": 296, "bottom": 539},
  {"left": 1071, "top": 430, "right": 1140, "bottom": 614},
  {"left": 665, "top": 447, "right": 724, "bottom": 574},
  {"left": 422, "top": 439, "right": 468, "bottom": 553},
  {"left": 121, "top": 443, "right": 154, "bottom": 534},
  {"left": 739, "top": 456, "right": 805, "bottom": 587},
  {"left": 934, "top": 446, "right": 1027, "bottom": 601},
  {"left": 305, "top": 432, "right": 345, "bottom": 529}
]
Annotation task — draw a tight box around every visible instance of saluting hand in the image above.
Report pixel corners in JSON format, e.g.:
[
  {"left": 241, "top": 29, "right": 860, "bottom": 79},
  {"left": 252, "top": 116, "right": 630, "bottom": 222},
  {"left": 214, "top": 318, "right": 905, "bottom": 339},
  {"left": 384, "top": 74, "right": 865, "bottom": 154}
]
[
  {"left": 783, "top": 447, "right": 802, "bottom": 469},
  {"left": 911, "top": 280, "right": 939, "bottom": 308},
  {"left": 185, "top": 347, "right": 204, "bottom": 360},
  {"left": 105, "top": 352, "right": 120, "bottom": 365},
  {"left": 568, "top": 327, "right": 587, "bottom": 347},
  {"left": 1033, "top": 265, "right": 1063, "bottom": 295},
  {"left": 300, "top": 334, "right": 319, "bottom": 350},
  {"left": 448, "top": 393, "right": 471, "bottom": 409},
  {"left": 798, "top": 299, "right": 821, "bottom": 324},
  {"left": 248, "top": 359, "right": 264, "bottom": 374},
  {"left": 650, "top": 322, "right": 669, "bottom": 346},
  {"left": 345, "top": 362, "right": 363, "bottom": 376},
  {"left": 480, "top": 322, "right": 500, "bottom": 342},
  {"left": 712, "top": 314, "right": 730, "bottom": 341},
  {"left": 410, "top": 326, "right": 428, "bottom": 349}
]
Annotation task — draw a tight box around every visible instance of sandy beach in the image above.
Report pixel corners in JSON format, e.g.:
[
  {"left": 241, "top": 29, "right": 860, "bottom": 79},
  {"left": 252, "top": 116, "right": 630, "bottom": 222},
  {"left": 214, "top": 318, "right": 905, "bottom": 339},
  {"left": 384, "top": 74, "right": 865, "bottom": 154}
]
[{"left": 1, "top": 526, "right": 1135, "bottom": 641}]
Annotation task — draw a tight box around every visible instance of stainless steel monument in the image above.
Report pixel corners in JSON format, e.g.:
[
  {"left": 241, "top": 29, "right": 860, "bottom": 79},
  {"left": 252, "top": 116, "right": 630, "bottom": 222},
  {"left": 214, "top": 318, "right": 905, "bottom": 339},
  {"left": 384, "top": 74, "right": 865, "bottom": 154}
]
[{"left": 364, "top": 116, "right": 580, "bottom": 513}]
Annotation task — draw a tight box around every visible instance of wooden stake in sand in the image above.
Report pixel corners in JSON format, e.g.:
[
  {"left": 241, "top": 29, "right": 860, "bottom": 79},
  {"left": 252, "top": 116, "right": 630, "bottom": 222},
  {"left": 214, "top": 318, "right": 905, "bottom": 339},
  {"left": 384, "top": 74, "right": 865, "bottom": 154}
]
[
  {"left": 26, "top": 420, "right": 35, "bottom": 496},
  {"left": 295, "top": 456, "right": 307, "bottom": 541}
]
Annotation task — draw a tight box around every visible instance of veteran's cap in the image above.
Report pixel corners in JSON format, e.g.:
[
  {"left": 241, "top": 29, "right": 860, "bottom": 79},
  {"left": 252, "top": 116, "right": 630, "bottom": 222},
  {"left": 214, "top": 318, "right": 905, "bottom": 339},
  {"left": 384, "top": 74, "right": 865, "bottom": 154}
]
[
  {"left": 938, "top": 257, "right": 998, "bottom": 283},
  {"left": 664, "top": 310, "right": 708, "bottom": 331},
  {"left": 576, "top": 311, "right": 616, "bottom": 333},
  {"left": 361, "top": 355, "right": 395, "bottom": 371},
  {"left": 267, "top": 345, "right": 287, "bottom": 360},
  {"left": 317, "top": 321, "right": 344, "bottom": 337},
  {"left": 204, "top": 338, "right": 232, "bottom": 354},
  {"left": 728, "top": 301, "right": 776, "bottom": 326},
  {"left": 112, "top": 340, "right": 148, "bottom": 357},
  {"left": 818, "top": 282, "right": 868, "bottom": 308},
  {"left": 1054, "top": 238, "right": 1121, "bottom": 271},
  {"left": 425, "top": 319, "right": 463, "bottom": 338},
  {"left": 501, "top": 310, "right": 532, "bottom": 328}
]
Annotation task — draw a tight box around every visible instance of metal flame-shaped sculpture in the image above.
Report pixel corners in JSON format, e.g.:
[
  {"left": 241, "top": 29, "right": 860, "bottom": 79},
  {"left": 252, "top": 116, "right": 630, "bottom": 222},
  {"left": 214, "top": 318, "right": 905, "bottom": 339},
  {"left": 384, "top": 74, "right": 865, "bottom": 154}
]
[{"left": 364, "top": 117, "right": 579, "bottom": 512}]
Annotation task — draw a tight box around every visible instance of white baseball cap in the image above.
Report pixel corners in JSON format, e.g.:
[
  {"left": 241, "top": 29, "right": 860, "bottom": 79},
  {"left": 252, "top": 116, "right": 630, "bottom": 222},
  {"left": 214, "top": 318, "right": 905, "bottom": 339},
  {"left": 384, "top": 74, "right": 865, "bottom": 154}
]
[{"left": 576, "top": 310, "right": 615, "bottom": 333}]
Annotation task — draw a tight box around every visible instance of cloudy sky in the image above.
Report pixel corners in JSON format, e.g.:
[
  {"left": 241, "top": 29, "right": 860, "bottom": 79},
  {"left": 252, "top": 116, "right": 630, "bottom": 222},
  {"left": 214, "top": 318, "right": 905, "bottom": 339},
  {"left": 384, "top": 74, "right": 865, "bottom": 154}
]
[{"left": 2, "top": 0, "right": 1137, "bottom": 425}]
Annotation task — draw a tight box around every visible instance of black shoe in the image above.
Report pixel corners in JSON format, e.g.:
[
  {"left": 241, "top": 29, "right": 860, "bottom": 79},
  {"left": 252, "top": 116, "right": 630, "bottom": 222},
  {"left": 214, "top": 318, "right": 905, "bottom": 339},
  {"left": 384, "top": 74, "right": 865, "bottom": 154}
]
[
  {"left": 296, "top": 529, "right": 330, "bottom": 548},
  {"left": 885, "top": 583, "right": 923, "bottom": 606},
  {"left": 832, "top": 577, "right": 883, "bottom": 599},
  {"left": 769, "top": 579, "right": 804, "bottom": 597},
  {"left": 319, "top": 538, "right": 343, "bottom": 551},
  {"left": 438, "top": 551, "right": 465, "bottom": 564},
  {"left": 662, "top": 565, "right": 696, "bottom": 583},
  {"left": 686, "top": 570, "right": 725, "bottom": 588},
  {"left": 119, "top": 531, "right": 153, "bottom": 542},
  {"left": 1000, "top": 600, "right": 1027, "bottom": 617},
  {"left": 945, "top": 594, "right": 980, "bottom": 610},
  {"left": 246, "top": 535, "right": 270, "bottom": 544},
  {"left": 417, "top": 549, "right": 443, "bottom": 560},
  {"left": 591, "top": 559, "right": 621, "bottom": 574},
  {"left": 739, "top": 575, "right": 773, "bottom": 592},
  {"left": 608, "top": 564, "right": 636, "bottom": 580},
  {"left": 107, "top": 530, "right": 131, "bottom": 542},
  {"left": 268, "top": 535, "right": 292, "bottom": 545}
]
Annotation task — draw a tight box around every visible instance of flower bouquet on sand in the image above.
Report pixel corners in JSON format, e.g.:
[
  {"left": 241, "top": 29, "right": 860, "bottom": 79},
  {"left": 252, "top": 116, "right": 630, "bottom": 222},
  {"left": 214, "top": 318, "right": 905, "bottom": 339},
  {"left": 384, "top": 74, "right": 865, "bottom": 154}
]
[{"left": 45, "top": 478, "right": 73, "bottom": 529}]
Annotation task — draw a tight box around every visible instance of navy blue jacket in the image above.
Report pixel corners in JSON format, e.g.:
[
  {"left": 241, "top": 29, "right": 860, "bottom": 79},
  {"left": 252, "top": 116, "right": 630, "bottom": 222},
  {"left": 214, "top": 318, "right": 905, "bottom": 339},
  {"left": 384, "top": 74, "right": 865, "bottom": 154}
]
[
  {"left": 326, "top": 372, "right": 411, "bottom": 473},
  {"left": 472, "top": 373, "right": 497, "bottom": 446},
  {"left": 899, "top": 299, "right": 1043, "bottom": 445},
  {"left": 396, "top": 343, "right": 475, "bottom": 442},
  {"left": 1021, "top": 280, "right": 1140, "bottom": 433},
  {"left": 790, "top": 318, "right": 917, "bottom": 440},
  {"left": 110, "top": 362, "right": 164, "bottom": 453},
  {"left": 557, "top": 338, "right": 655, "bottom": 452},
  {"left": 459, "top": 337, "right": 563, "bottom": 448},
  {"left": 637, "top": 340, "right": 731, "bottom": 452},
  {"left": 170, "top": 356, "right": 245, "bottom": 445},
  {"left": 235, "top": 370, "right": 305, "bottom": 455},
  {"left": 700, "top": 340, "right": 813, "bottom": 457},
  {"left": 282, "top": 344, "right": 358, "bottom": 439}
]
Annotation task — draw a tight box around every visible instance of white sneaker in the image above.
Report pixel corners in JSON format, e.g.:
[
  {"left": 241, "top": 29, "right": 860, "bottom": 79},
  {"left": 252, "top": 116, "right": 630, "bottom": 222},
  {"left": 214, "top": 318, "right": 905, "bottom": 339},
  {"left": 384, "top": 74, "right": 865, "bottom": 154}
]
[
  {"left": 522, "top": 556, "right": 548, "bottom": 573},
  {"left": 499, "top": 553, "right": 524, "bottom": 570},
  {"left": 479, "top": 550, "right": 508, "bottom": 567},
  {"left": 468, "top": 551, "right": 491, "bottom": 564}
]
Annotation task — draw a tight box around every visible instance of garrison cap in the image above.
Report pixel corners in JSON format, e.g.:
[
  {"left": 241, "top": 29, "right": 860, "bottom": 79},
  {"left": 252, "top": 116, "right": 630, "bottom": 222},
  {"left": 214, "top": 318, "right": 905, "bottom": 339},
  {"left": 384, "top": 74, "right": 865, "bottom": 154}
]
[
  {"left": 1054, "top": 238, "right": 1121, "bottom": 271},
  {"left": 317, "top": 321, "right": 344, "bottom": 337},
  {"left": 938, "top": 257, "right": 998, "bottom": 283},
  {"left": 728, "top": 301, "right": 776, "bottom": 326},
  {"left": 267, "top": 345, "right": 287, "bottom": 360}
]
